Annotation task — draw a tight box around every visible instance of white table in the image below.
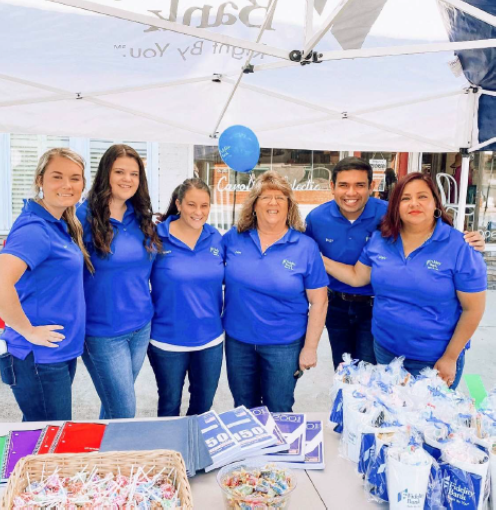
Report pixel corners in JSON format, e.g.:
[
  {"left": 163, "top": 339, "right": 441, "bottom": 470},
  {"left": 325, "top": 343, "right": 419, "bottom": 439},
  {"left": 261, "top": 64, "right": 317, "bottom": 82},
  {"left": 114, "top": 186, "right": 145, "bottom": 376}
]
[{"left": 0, "top": 413, "right": 381, "bottom": 509}]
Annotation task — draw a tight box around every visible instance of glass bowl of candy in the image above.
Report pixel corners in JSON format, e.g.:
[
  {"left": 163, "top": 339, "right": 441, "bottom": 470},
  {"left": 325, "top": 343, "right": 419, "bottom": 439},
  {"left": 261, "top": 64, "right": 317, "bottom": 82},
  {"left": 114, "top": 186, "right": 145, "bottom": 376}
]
[{"left": 217, "top": 461, "right": 297, "bottom": 509}]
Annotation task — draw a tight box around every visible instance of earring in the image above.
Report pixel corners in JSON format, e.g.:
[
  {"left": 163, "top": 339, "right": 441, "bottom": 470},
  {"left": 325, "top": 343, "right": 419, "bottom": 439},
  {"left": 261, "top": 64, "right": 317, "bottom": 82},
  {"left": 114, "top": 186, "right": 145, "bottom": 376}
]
[
  {"left": 434, "top": 208, "right": 441, "bottom": 219},
  {"left": 38, "top": 187, "right": 44, "bottom": 199},
  {"left": 253, "top": 211, "right": 256, "bottom": 217}
]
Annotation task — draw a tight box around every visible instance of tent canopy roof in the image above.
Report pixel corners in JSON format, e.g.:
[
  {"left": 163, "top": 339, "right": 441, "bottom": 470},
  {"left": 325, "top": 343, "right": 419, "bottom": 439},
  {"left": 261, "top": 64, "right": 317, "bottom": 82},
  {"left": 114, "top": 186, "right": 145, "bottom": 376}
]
[{"left": 1, "top": 0, "right": 495, "bottom": 151}]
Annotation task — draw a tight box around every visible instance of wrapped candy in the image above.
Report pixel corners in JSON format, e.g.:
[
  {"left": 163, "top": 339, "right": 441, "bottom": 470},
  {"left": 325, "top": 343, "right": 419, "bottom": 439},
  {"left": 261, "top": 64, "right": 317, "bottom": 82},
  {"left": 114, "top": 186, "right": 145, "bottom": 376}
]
[{"left": 12, "top": 466, "right": 182, "bottom": 509}]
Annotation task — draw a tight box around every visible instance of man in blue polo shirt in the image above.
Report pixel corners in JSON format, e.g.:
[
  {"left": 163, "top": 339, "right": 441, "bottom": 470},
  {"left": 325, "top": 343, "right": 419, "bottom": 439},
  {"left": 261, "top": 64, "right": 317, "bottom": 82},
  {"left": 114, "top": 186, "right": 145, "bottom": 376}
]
[
  {"left": 305, "top": 157, "right": 485, "bottom": 370},
  {"left": 305, "top": 157, "right": 384, "bottom": 368}
]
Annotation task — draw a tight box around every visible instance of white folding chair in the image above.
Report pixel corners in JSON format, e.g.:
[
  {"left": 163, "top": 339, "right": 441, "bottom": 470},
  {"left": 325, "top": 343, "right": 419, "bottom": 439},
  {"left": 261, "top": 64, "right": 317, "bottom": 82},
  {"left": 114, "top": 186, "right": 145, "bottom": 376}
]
[{"left": 436, "top": 172, "right": 475, "bottom": 228}]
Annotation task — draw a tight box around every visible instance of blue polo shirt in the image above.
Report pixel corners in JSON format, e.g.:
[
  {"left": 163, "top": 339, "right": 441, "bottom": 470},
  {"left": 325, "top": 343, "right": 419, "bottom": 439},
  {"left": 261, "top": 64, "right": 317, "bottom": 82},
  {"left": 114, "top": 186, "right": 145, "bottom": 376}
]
[
  {"left": 359, "top": 218, "right": 487, "bottom": 362},
  {"left": 151, "top": 216, "right": 224, "bottom": 347},
  {"left": 77, "top": 200, "right": 155, "bottom": 337},
  {"left": 222, "top": 227, "right": 328, "bottom": 345},
  {"left": 0, "top": 200, "right": 85, "bottom": 363},
  {"left": 305, "top": 197, "right": 388, "bottom": 295}
]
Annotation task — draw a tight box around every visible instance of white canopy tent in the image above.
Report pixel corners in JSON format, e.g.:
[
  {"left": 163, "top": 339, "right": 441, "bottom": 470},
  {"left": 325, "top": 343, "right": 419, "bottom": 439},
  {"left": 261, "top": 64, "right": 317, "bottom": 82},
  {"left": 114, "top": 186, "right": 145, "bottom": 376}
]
[{"left": 1, "top": 0, "right": 495, "bottom": 229}]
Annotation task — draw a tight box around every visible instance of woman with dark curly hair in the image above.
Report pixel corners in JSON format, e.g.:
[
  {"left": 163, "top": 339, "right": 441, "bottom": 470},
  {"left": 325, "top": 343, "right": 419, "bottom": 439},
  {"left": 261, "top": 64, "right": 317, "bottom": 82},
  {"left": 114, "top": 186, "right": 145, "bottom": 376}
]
[{"left": 76, "top": 144, "right": 161, "bottom": 419}]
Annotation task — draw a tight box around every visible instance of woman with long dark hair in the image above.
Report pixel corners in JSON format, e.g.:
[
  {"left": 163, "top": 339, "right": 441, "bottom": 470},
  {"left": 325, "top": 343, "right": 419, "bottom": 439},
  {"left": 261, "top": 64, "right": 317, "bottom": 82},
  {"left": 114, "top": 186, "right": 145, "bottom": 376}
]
[
  {"left": 148, "top": 178, "right": 224, "bottom": 416},
  {"left": 77, "top": 144, "right": 161, "bottom": 419},
  {"left": 0, "top": 148, "right": 92, "bottom": 421},
  {"left": 322, "top": 173, "right": 486, "bottom": 389}
]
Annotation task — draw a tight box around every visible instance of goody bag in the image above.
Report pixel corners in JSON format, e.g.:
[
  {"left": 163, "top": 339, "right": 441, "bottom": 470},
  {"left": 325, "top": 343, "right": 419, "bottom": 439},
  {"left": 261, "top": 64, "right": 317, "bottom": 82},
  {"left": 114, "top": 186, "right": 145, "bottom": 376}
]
[
  {"left": 442, "top": 445, "right": 489, "bottom": 510},
  {"left": 490, "top": 444, "right": 496, "bottom": 510},
  {"left": 342, "top": 391, "right": 372, "bottom": 463},
  {"left": 386, "top": 450, "right": 433, "bottom": 510}
]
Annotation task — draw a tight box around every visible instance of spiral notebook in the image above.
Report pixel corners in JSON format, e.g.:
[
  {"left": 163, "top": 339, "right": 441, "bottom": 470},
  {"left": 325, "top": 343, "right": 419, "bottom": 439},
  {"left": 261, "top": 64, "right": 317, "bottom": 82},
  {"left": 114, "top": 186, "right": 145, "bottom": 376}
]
[
  {"left": 33, "top": 426, "right": 60, "bottom": 455},
  {"left": 2, "top": 429, "right": 43, "bottom": 479},
  {"left": 50, "top": 422, "right": 106, "bottom": 454}
]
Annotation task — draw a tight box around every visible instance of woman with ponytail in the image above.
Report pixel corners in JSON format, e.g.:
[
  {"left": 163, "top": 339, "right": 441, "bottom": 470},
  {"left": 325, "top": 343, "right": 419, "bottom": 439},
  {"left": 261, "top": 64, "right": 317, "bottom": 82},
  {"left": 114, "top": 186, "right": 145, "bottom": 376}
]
[
  {"left": 0, "top": 148, "right": 91, "bottom": 421},
  {"left": 148, "top": 179, "right": 224, "bottom": 416},
  {"left": 77, "top": 144, "right": 161, "bottom": 419}
]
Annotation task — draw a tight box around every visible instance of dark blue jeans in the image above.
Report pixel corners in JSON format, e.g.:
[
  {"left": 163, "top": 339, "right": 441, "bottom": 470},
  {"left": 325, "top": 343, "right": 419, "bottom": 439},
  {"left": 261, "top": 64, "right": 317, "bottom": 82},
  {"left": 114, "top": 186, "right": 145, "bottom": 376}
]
[
  {"left": 326, "top": 290, "right": 376, "bottom": 369},
  {"left": 374, "top": 340, "right": 466, "bottom": 390},
  {"left": 0, "top": 352, "right": 76, "bottom": 422},
  {"left": 225, "top": 334, "right": 304, "bottom": 413},
  {"left": 147, "top": 342, "right": 223, "bottom": 417},
  {"left": 82, "top": 321, "right": 151, "bottom": 419}
]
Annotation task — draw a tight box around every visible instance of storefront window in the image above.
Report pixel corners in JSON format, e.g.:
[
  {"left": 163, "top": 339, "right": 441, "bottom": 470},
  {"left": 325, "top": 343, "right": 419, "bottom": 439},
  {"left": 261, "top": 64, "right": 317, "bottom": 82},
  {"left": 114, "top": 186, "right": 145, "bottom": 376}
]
[
  {"left": 475, "top": 152, "right": 496, "bottom": 243},
  {"left": 195, "top": 146, "right": 341, "bottom": 232}
]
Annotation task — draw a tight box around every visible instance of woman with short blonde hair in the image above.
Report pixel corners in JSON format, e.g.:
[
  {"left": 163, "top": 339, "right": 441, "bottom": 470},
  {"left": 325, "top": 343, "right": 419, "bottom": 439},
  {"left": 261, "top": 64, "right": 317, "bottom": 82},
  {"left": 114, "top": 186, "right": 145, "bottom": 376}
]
[
  {"left": 237, "top": 171, "right": 305, "bottom": 233},
  {"left": 223, "top": 170, "right": 328, "bottom": 412}
]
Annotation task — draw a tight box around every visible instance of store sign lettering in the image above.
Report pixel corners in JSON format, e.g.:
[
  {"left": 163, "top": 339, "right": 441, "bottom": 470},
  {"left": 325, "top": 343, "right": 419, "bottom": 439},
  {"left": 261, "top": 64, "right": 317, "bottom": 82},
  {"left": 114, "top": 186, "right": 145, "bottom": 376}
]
[
  {"left": 216, "top": 175, "right": 324, "bottom": 192},
  {"left": 143, "top": 0, "right": 276, "bottom": 31}
]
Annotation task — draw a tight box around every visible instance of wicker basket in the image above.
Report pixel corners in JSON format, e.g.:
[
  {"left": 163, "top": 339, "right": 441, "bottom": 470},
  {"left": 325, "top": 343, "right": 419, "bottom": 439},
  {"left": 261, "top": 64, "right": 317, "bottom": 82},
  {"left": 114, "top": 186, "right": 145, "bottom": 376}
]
[{"left": 1, "top": 449, "right": 193, "bottom": 509}]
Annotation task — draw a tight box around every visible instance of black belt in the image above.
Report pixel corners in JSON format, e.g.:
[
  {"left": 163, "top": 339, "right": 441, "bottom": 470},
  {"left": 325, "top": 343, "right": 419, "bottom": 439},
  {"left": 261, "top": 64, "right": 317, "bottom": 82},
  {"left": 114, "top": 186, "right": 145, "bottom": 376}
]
[{"left": 328, "top": 289, "right": 374, "bottom": 304}]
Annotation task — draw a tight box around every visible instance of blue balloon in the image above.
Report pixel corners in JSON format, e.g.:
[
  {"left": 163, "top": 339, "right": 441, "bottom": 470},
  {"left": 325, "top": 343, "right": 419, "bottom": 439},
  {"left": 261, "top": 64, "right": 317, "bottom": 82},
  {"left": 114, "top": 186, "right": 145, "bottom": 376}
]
[{"left": 218, "top": 125, "right": 260, "bottom": 173}]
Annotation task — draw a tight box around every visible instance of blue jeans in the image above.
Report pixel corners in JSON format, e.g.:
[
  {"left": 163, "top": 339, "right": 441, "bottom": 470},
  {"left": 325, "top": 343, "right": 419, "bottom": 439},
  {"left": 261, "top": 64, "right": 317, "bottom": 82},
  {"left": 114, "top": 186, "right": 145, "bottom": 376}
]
[
  {"left": 326, "top": 290, "right": 376, "bottom": 369},
  {"left": 225, "top": 334, "right": 304, "bottom": 413},
  {"left": 147, "top": 342, "right": 223, "bottom": 417},
  {"left": 374, "top": 340, "right": 466, "bottom": 390},
  {"left": 0, "top": 352, "right": 76, "bottom": 422},
  {"left": 82, "top": 321, "right": 151, "bottom": 419}
]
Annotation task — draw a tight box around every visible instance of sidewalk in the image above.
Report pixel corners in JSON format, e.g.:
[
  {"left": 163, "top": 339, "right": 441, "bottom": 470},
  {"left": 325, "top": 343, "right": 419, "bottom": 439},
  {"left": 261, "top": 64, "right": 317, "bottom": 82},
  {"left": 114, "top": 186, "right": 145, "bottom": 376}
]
[{"left": 0, "top": 291, "right": 495, "bottom": 421}]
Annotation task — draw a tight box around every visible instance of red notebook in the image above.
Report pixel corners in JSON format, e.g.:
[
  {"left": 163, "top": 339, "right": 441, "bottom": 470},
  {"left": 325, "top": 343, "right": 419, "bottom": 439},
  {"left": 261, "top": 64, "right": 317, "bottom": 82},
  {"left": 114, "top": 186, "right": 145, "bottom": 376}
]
[
  {"left": 33, "top": 426, "right": 60, "bottom": 455},
  {"left": 50, "top": 422, "right": 107, "bottom": 454}
]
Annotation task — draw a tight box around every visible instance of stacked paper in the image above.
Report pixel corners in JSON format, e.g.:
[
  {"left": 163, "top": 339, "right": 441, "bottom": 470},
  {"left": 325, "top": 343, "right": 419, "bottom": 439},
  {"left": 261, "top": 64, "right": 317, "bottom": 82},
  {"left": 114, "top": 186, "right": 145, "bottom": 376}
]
[
  {"left": 218, "top": 407, "right": 278, "bottom": 458},
  {"left": 277, "top": 421, "right": 325, "bottom": 470},
  {"left": 199, "top": 411, "right": 241, "bottom": 473},
  {"left": 99, "top": 416, "right": 212, "bottom": 477},
  {"left": 249, "top": 406, "right": 290, "bottom": 455},
  {"left": 264, "top": 413, "right": 307, "bottom": 462}
]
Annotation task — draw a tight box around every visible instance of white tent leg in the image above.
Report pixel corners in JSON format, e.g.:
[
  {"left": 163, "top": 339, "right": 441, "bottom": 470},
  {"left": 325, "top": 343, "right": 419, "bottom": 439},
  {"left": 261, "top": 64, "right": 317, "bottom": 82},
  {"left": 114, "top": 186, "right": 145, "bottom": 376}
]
[
  {"left": 441, "top": 0, "right": 496, "bottom": 30},
  {"left": 48, "top": 0, "right": 290, "bottom": 60},
  {"left": 455, "top": 154, "right": 470, "bottom": 231}
]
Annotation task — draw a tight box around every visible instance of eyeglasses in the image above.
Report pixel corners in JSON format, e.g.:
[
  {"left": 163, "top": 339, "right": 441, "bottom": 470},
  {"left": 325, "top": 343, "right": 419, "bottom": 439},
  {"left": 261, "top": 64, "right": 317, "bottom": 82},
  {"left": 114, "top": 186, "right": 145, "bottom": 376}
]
[{"left": 258, "top": 195, "right": 287, "bottom": 203}]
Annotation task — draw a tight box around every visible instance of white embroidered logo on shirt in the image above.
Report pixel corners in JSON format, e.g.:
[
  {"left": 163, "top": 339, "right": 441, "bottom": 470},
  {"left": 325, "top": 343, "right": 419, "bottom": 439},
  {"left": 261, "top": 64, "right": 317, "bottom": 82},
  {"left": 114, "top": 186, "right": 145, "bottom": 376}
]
[
  {"left": 426, "top": 259, "right": 441, "bottom": 270},
  {"left": 282, "top": 259, "right": 296, "bottom": 270},
  {"left": 210, "top": 247, "right": 220, "bottom": 257},
  {"left": 235, "top": 250, "right": 242, "bottom": 255},
  {"left": 377, "top": 255, "right": 387, "bottom": 260},
  {"left": 163, "top": 250, "right": 172, "bottom": 255},
  {"left": 326, "top": 238, "right": 334, "bottom": 243}
]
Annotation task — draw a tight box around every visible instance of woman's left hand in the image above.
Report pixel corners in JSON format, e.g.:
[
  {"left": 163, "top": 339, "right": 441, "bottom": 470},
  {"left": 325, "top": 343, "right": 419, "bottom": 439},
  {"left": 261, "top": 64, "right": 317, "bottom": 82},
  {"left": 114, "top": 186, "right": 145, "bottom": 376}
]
[
  {"left": 434, "top": 355, "right": 457, "bottom": 387},
  {"left": 299, "top": 346, "right": 318, "bottom": 371}
]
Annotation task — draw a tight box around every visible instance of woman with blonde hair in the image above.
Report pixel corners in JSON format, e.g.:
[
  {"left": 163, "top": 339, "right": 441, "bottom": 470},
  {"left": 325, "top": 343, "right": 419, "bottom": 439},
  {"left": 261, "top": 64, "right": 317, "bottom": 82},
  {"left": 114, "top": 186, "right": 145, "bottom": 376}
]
[
  {"left": 223, "top": 171, "right": 328, "bottom": 412},
  {"left": 0, "top": 148, "right": 92, "bottom": 421}
]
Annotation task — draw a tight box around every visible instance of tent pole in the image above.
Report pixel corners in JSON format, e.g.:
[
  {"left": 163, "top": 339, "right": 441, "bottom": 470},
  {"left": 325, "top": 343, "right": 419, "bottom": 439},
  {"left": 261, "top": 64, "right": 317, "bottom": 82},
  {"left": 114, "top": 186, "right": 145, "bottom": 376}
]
[
  {"left": 319, "top": 39, "right": 496, "bottom": 61},
  {"left": 455, "top": 152, "right": 470, "bottom": 231},
  {"left": 226, "top": 79, "right": 458, "bottom": 151},
  {"left": 47, "top": 0, "right": 290, "bottom": 60},
  {"left": 303, "top": 0, "right": 353, "bottom": 56},
  {"left": 469, "top": 136, "right": 496, "bottom": 152},
  {"left": 209, "top": 0, "right": 279, "bottom": 137},
  {"left": 305, "top": 0, "right": 315, "bottom": 44},
  {"left": 441, "top": 0, "right": 496, "bottom": 30}
]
